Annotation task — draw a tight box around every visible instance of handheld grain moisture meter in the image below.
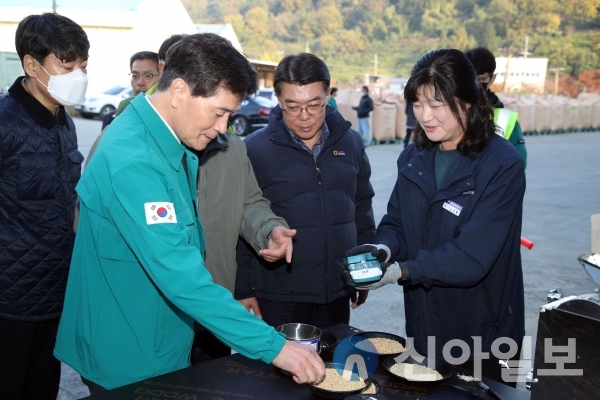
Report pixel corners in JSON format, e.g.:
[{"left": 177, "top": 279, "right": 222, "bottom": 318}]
[{"left": 346, "top": 253, "right": 383, "bottom": 284}]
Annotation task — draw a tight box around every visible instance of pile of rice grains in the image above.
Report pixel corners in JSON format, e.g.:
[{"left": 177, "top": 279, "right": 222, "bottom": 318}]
[
  {"left": 388, "top": 363, "right": 443, "bottom": 381},
  {"left": 354, "top": 337, "right": 405, "bottom": 354},
  {"left": 313, "top": 368, "right": 366, "bottom": 391},
  {"left": 362, "top": 381, "right": 378, "bottom": 394},
  {"left": 457, "top": 373, "right": 476, "bottom": 382}
]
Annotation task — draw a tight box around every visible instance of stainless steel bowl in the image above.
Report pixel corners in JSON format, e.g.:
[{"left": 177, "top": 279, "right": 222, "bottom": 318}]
[
  {"left": 276, "top": 323, "right": 322, "bottom": 352},
  {"left": 274, "top": 323, "right": 323, "bottom": 377}
]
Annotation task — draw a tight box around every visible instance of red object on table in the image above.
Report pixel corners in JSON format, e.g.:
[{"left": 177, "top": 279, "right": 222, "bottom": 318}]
[{"left": 521, "top": 237, "right": 534, "bottom": 250}]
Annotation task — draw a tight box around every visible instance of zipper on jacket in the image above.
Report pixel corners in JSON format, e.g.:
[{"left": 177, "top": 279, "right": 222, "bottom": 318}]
[
  {"left": 269, "top": 121, "right": 350, "bottom": 303},
  {"left": 480, "top": 282, "right": 499, "bottom": 329},
  {"left": 316, "top": 164, "right": 329, "bottom": 302}
]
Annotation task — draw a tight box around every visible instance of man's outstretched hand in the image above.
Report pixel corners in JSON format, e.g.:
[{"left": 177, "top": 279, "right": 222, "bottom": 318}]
[{"left": 259, "top": 226, "right": 297, "bottom": 263}]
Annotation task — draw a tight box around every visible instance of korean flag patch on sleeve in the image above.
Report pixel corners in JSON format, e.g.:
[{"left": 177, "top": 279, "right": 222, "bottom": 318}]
[{"left": 145, "top": 202, "right": 177, "bottom": 224}]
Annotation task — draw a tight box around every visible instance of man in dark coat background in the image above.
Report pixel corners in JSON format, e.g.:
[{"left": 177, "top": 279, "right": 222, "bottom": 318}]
[{"left": 352, "top": 85, "right": 374, "bottom": 147}]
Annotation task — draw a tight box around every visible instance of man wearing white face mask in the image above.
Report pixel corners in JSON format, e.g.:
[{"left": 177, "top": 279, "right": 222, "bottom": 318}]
[
  {"left": 0, "top": 13, "right": 89, "bottom": 400},
  {"left": 34, "top": 60, "right": 89, "bottom": 107}
]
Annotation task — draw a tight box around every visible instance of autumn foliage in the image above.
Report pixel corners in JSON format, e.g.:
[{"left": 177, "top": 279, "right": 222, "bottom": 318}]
[{"left": 182, "top": 0, "right": 600, "bottom": 91}]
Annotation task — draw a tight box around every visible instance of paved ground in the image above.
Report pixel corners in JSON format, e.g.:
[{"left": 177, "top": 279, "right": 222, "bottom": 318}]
[{"left": 58, "top": 117, "right": 600, "bottom": 398}]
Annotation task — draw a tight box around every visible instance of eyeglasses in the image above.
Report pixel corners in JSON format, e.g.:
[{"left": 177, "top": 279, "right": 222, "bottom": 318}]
[
  {"left": 282, "top": 102, "right": 326, "bottom": 117},
  {"left": 477, "top": 73, "right": 494, "bottom": 85},
  {"left": 130, "top": 72, "right": 159, "bottom": 81}
]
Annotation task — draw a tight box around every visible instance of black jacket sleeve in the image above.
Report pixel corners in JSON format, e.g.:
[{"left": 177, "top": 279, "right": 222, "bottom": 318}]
[
  {"left": 355, "top": 96, "right": 374, "bottom": 118},
  {"left": 355, "top": 148, "right": 376, "bottom": 245}
]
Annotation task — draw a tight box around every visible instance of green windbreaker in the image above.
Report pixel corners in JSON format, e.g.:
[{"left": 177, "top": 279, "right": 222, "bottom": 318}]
[{"left": 54, "top": 94, "right": 285, "bottom": 389}]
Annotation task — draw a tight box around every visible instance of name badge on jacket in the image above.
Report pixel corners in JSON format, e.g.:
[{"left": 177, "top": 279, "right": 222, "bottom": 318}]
[{"left": 442, "top": 200, "right": 462, "bottom": 216}]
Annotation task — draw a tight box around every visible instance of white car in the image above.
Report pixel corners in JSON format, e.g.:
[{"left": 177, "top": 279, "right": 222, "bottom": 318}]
[
  {"left": 257, "top": 88, "right": 277, "bottom": 103},
  {"left": 75, "top": 85, "right": 134, "bottom": 119}
]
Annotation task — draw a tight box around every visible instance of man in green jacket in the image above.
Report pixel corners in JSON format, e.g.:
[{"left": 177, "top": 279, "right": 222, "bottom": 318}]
[
  {"left": 55, "top": 33, "right": 324, "bottom": 392},
  {"left": 80, "top": 33, "right": 295, "bottom": 365},
  {"left": 465, "top": 47, "right": 527, "bottom": 168}
]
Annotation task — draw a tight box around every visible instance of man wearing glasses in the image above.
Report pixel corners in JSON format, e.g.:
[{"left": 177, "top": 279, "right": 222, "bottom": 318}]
[
  {"left": 235, "top": 53, "right": 376, "bottom": 329},
  {"left": 114, "top": 51, "right": 160, "bottom": 115},
  {"left": 102, "top": 51, "right": 160, "bottom": 129},
  {"left": 129, "top": 51, "right": 160, "bottom": 96}
]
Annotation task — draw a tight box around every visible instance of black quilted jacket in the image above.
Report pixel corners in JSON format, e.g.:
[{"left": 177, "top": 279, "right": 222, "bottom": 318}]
[{"left": 0, "top": 77, "right": 83, "bottom": 321}]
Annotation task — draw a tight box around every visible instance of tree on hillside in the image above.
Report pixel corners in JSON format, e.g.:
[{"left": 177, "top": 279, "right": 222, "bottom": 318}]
[
  {"left": 222, "top": 13, "right": 244, "bottom": 40},
  {"left": 420, "top": 0, "right": 459, "bottom": 38},
  {"left": 578, "top": 68, "right": 600, "bottom": 92},
  {"left": 512, "top": 0, "right": 561, "bottom": 34},
  {"left": 245, "top": 7, "right": 270, "bottom": 41},
  {"left": 563, "top": 0, "right": 600, "bottom": 19},
  {"left": 447, "top": 27, "right": 477, "bottom": 50},
  {"left": 181, "top": 0, "right": 600, "bottom": 89}
]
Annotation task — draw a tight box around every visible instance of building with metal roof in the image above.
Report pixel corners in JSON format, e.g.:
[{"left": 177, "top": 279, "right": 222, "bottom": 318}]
[{"left": 0, "top": 0, "right": 196, "bottom": 92}]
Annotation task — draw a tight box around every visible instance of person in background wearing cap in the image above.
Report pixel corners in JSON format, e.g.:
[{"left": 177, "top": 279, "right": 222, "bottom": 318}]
[
  {"left": 0, "top": 13, "right": 89, "bottom": 399},
  {"left": 465, "top": 47, "right": 527, "bottom": 169}
]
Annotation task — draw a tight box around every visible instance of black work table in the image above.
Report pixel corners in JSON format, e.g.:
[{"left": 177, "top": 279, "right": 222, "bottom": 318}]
[{"left": 89, "top": 324, "right": 530, "bottom": 399}]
